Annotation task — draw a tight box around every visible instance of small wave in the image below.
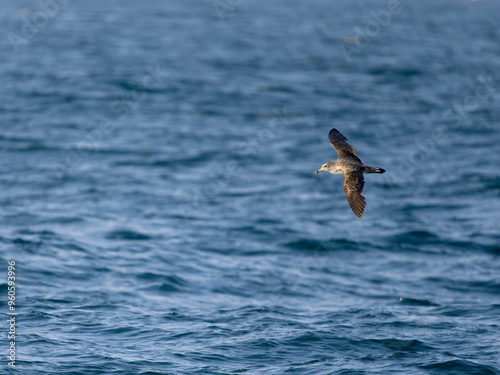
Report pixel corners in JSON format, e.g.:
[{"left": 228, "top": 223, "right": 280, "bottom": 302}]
[
  {"left": 367, "top": 338, "right": 434, "bottom": 353},
  {"left": 392, "top": 230, "right": 440, "bottom": 243},
  {"left": 369, "top": 66, "right": 424, "bottom": 77},
  {"left": 106, "top": 229, "right": 151, "bottom": 241},
  {"left": 285, "top": 238, "right": 363, "bottom": 252},
  {"left": 113, "top": 150, "right": 220, "bottom": 167},
  {"left": 421, "top": 359, "right": 499, "bottom": 374},
  {"left": 138, "top": 273, "right": 187, "bottom": 293},
  {"left": 398, "top": 297, "right": 439, "bottom": 307}
]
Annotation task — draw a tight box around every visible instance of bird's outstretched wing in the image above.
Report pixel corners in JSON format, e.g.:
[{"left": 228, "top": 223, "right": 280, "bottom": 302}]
[
  {"left": 328, "top": 128, "right": 360, "bottom": 160},
  {"left": 343, "top": 171, "right": 365, "bottom": 218}
]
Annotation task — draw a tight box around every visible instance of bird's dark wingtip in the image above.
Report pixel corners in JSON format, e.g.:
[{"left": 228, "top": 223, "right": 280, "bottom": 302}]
[{"left": 328, "top": 128, "right": 348, "bottom": 142}]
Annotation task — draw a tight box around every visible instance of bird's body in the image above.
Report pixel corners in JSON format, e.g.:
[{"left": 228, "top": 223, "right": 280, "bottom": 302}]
[{"left": 315, "top": 129, "right": 385, "bottom": 218}]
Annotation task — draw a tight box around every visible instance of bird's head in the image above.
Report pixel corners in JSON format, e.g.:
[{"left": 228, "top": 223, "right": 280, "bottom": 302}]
[{"left": 315, "top": 162, "right": 335, "bottom": 174}]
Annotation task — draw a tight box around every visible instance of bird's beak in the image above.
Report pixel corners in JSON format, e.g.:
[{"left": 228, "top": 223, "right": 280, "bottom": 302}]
[{"left": 315, "top": 168, "right": 324, "bottom": 174}]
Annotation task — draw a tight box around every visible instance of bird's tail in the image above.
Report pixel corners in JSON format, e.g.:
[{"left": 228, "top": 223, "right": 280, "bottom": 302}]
[{"left": 363, "top": 166, "right": 386, "bottom": 174}]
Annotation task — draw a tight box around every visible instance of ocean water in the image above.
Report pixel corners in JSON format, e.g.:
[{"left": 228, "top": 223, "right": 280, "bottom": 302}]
[{"left": 1, "top": 0, "right": 500, "bottom": 374}]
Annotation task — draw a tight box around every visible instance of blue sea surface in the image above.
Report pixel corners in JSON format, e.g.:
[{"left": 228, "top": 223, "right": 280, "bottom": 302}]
[{"left": 1, "top": 0, "right": 500, "bottom": 374}]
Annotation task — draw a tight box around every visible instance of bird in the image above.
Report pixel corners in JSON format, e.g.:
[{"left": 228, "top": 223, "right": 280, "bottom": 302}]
[{"left": 315, "top": 128, "right": 385, "bottom": 218}]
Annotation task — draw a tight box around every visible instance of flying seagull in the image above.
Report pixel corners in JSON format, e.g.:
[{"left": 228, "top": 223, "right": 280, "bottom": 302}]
[{"left": 315, "top": 128, "right": 385, "bottom": 218}]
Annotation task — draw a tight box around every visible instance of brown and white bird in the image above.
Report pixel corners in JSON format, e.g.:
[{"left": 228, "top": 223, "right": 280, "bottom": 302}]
[{"left": 315, "top": 128, "right": 385, "bottom": 218}]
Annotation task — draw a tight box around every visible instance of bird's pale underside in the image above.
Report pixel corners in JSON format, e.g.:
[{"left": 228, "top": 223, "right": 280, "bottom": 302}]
[{"left": 315, "top": 128, "right": 385, "bottom": 218}]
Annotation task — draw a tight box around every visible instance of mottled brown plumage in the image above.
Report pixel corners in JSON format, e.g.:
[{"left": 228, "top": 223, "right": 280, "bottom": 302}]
[{"left": 315, "top": 128, "right": 385, "bottom": 218}]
